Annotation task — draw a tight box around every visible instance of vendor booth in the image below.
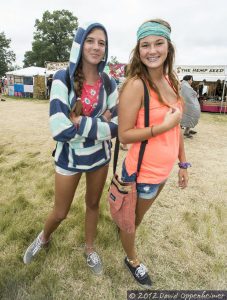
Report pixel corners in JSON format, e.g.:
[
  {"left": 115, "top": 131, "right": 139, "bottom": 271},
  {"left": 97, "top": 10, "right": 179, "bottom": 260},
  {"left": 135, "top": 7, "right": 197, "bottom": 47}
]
[
  {"left": 176, "top": 65, "right": 227, "bottom": 113},
  {"left": 6, "top": 66, "right": 53, "bottom": 99}
]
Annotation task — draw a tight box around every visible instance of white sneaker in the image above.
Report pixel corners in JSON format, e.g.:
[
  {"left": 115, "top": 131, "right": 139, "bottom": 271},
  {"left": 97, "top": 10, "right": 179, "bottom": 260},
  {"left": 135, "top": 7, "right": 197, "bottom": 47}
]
[
  {"left": 84, "top": 251, "right": 103, "bottom": 275},
  {"left": 23, "top": 231, "right": 49, "bottom": 264}
]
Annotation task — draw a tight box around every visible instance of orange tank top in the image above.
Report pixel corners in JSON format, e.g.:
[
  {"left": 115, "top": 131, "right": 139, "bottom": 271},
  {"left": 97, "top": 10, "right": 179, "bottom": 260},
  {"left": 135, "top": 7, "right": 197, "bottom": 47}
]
[{"left": 125, "top": 84, "right": 182, "bottom": 184}]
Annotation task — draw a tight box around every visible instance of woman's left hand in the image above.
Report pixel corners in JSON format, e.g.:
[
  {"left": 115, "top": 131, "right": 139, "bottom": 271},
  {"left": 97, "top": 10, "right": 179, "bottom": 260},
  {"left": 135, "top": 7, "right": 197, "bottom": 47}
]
[{"left": 178, "top": 168, "right": 189, "bottom": 189}]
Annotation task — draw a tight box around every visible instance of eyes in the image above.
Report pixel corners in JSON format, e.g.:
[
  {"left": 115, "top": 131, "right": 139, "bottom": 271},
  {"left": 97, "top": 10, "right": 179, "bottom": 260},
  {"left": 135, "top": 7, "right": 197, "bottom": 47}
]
[
  {"left": 140, "top": 41, "right": 165, "bottom": 48},
  {"left": 85, "top": 38, "right": 106, "bottom": 47}
]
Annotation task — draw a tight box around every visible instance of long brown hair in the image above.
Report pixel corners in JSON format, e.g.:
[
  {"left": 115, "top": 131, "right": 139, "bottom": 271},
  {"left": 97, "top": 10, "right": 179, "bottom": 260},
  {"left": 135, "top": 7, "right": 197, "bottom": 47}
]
[
  {"left": 120, "top": 19, "right": 181, "bottom": 104},
  {"left": 72, "top": 61, "right": 84, "bottom": 115}
]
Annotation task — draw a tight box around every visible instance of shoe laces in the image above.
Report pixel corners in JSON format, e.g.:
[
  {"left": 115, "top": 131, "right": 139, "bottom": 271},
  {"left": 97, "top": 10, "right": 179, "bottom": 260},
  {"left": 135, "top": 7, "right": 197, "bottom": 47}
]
[
  {"left": 135, "top": 264, "right": 147, "bottom": 278},
  {"left": 32, "top": 235, "right": 44, "bottom": 256},
  {"left": 88, "top": 252, "right": 100, "bottom": 265}
]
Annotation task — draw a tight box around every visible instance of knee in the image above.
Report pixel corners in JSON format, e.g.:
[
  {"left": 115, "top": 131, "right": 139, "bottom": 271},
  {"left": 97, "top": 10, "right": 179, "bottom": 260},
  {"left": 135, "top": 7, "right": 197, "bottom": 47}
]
[
  {"left": 86, "top": 199, "right": 100, "bottom": 211},
  {"left": 52, "top": 210, "right": 68, "bottom": 223}
]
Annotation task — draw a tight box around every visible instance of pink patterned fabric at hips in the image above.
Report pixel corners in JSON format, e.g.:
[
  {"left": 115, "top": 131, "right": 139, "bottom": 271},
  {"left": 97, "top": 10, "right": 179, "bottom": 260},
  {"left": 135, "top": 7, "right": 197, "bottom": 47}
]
[{"left": 81, "top": 78, "right": 101, "bottom": 116}]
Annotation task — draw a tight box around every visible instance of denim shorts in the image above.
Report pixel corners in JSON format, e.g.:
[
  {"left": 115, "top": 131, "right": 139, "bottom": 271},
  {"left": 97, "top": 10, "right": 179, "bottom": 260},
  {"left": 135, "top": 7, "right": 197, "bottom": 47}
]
[{"left": 121, "top": 161, "right": 167, "bottom": 200}]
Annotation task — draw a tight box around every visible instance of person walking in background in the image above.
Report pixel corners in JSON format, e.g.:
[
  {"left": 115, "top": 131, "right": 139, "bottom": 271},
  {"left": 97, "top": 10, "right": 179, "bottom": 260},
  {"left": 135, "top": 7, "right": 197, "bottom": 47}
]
[
  {"left": 23, "top": 21, "right": 118, "bottom": 275},
  {"left": 180, "top": 75, "right": 201, "bottom": 138},
  {"left": 118, "top": 19, "right": 190, "bottom": 288},
  {"left": 46, "top": 74, "right": 53, "bottom": 98}
]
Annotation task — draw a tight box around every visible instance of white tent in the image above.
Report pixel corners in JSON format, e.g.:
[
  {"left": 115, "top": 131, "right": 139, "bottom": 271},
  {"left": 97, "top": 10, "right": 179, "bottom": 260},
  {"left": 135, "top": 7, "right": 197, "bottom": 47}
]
[
  {"left": 6, "top": 66, "right": 47, "bottom": 77},
  {"left": 6, "top": 67, "right": 52, "bottom": 97}
]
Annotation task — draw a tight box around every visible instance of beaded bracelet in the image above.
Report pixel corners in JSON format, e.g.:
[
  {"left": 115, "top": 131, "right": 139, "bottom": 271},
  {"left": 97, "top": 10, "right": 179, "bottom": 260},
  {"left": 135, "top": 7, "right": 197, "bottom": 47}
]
[{"left": 178, "top": 162, "right": 191, "bottom": 169}]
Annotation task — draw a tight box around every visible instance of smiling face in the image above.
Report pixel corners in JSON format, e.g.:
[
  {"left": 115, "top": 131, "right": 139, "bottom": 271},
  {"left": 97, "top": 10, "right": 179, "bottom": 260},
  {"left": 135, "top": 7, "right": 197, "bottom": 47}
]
[
  {"left": 139, "top": 35, "right": 168, "bottom": 71},
  {"left": 82, "top": 28, "right": 106, "bottom": 66}
]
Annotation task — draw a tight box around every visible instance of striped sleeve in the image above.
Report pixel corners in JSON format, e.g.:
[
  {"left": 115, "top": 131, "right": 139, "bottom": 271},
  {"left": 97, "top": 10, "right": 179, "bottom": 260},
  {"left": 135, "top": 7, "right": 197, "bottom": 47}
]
[
  {"left": 49, "top": 70, "right": 79, "bottom": 142},
  {"left": 77, "top": 77, "right": 118, "bottom": 141}
]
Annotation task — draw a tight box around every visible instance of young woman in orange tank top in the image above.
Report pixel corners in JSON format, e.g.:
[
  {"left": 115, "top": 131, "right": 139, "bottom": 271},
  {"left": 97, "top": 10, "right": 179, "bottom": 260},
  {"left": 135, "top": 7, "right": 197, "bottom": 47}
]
[{"left": 118, "top": 19, "right": 191, "bottom": 288}]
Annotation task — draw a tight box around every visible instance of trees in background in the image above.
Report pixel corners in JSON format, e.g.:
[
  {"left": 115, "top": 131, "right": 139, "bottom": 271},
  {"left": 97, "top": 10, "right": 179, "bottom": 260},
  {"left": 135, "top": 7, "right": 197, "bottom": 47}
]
[
  {"left": 0, "top": 32, "right": 16, "bottom": 77},
  {"left": 23, "top": 10, "right": 78, "bottom": 67}
]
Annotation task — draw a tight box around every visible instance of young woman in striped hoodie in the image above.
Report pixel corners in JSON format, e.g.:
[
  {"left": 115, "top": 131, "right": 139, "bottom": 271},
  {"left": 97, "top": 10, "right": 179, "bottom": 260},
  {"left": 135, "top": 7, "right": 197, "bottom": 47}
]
[{"left": 23, "top": 21, "right": 118, "bottom": 275}]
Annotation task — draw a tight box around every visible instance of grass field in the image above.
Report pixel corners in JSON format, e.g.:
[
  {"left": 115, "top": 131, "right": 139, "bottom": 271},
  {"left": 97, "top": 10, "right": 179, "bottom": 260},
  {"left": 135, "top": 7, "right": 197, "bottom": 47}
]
[{"left": 0, "top": 98, "right": 226, "bottom": 300}]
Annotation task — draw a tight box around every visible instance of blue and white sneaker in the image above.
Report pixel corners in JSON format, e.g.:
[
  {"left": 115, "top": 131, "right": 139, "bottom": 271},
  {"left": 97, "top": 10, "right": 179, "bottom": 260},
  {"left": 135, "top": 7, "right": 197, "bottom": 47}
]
[
  {"left": 23, "top": 231, "right": 49, "bottom": 264},
  {"left": 84, "top": 251, "right": 103, "bottom": 275}
]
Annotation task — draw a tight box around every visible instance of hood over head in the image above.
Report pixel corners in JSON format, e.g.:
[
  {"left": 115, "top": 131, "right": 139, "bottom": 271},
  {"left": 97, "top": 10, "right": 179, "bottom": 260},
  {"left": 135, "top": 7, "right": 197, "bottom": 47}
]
[{"left": 68, "top": 21, "right": 108, "bottom": 83}]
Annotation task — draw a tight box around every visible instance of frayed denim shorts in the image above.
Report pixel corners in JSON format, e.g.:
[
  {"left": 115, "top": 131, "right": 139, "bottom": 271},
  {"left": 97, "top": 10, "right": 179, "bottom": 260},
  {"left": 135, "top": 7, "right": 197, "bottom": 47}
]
[{"left": 121, "top": 161, "right": 167, "bottom": 200}]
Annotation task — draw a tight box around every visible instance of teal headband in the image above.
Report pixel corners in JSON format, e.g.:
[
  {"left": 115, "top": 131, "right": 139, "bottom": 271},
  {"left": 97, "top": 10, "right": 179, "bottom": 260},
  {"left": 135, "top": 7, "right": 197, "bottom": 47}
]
[{"left": 137, "top": 21, "right": 171, "bottom": 41}]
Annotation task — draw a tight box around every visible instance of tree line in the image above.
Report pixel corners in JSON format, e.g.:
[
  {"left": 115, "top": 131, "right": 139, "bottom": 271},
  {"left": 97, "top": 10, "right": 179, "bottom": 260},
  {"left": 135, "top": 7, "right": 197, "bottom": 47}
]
[
  {"left": 0, "top": 10, "right": 120, "bottom": 78},
  {"left": 0, "top": 10, "right": 78, "bottom": 77}
]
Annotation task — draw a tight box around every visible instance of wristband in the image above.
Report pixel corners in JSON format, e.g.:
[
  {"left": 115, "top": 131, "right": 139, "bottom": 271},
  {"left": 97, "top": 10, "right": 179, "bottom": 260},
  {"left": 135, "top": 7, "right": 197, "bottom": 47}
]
[{"left": 178, "top": 162, "right": 191, "bottom": 169}]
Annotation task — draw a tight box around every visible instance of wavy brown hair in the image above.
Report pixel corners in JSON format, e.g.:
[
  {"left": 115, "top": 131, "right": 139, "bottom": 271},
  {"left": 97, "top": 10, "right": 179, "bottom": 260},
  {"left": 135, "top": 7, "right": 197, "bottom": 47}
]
[{"left": 120, "top": 19, "right": 181, "bottom": 104}]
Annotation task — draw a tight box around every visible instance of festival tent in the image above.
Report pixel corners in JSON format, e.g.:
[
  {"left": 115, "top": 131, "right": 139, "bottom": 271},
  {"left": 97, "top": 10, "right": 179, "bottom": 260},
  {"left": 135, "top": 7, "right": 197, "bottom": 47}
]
[
  {"left": 5, "top": 67, "right": 53, "bottom": 98},
  {"left": 176, "top": 65, "right": 227, "bottom": 82},
  {"left": 176, "top": 65, "right": 227, "bottom": 113},
  {"left": 6, "top": 66, "right": 47, "bottom": 77}
]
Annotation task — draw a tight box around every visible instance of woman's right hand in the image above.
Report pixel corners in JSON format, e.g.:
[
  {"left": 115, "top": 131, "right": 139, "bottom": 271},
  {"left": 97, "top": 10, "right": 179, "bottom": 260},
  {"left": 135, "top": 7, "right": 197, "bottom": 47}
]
[
  {"left": 102, "top": 109, "right": 112, "bottom": 122},
  {"left": 162, "top": 107, "right": 182, "bottom": 130}
]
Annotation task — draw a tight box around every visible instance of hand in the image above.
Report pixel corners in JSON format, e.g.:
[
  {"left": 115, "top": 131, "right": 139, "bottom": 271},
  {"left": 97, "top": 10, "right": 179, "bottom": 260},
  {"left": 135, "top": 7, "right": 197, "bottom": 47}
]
[
  {"left": 163, "top": 107, "right": 182, "bottom": 131},
  {"left": 70, "top": 111, "right": 81, "bottom": 125},
  {"left": 102, "top": 109, "right": 112, "bottom": 122},
  {"left": 178, "top": 168, "right": 189, "bottom": 189}
]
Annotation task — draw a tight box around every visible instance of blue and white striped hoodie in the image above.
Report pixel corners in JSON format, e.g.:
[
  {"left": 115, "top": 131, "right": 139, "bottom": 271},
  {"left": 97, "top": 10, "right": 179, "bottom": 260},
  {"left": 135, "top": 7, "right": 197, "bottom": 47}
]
[{"left": 49, "top": 22, "right": 118, "bottom": 172}]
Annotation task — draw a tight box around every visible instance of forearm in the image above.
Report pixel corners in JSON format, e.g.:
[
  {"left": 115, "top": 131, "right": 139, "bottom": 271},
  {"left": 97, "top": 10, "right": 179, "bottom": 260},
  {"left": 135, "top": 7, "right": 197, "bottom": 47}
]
[
  {"left": 119, "top": 123, "right": 169, "bottom": 144},
  {"left": 178, "top": 131, "right": 187, "bottom": 162},
  {"left": 76, "top": 115, "right": 117, "bottom": 140}
]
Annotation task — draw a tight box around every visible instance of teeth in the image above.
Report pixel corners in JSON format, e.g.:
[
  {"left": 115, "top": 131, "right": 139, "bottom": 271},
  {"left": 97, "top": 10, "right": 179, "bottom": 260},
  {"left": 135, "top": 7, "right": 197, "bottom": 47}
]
[{"left": 147, "top": 57, "right": 159, "bottom": 62}]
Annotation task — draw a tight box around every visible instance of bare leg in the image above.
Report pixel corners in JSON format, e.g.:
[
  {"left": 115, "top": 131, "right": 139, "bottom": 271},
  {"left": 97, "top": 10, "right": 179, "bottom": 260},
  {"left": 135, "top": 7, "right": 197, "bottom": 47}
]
[
  {"left": 135, "top": 182, "right": 166, "bottom": 227},
  {"left": 42, "top": 172, "right": 82, "bottom": 242},
  {"left": 120, "top": 182, "right": 166, "bottom": 266},
  {"left": 84, "top": 164, "right": 109, "bottom": 253}
]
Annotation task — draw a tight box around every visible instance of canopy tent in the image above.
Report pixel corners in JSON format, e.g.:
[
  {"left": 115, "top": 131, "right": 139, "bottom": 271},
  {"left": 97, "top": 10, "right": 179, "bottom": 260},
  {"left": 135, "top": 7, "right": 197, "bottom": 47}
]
[
  {"left": 176, "top": 65, "right": 227, "bottom": 114},
  {"left": 6, "top": 66, "right": 46, "bottom": 77},
  {"left": 5, "top": 67, "right": 53, "bottom": 98}
]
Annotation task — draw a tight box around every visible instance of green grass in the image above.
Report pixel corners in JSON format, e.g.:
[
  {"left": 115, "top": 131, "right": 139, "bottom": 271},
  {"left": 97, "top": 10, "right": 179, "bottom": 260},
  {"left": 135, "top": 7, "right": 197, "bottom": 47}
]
[
  {"left": 0, "top": 103, "right": 227, "bottom": 299},
  {"left": 201, "top": 111, "right": 227, "bottom": 123}
]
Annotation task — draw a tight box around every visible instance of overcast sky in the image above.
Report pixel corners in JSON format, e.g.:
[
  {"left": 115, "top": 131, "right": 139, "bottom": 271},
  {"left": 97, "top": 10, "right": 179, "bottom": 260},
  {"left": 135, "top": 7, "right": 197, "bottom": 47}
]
[{"left": 1, "top": 0, "right": 227, "bottom": 67}]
